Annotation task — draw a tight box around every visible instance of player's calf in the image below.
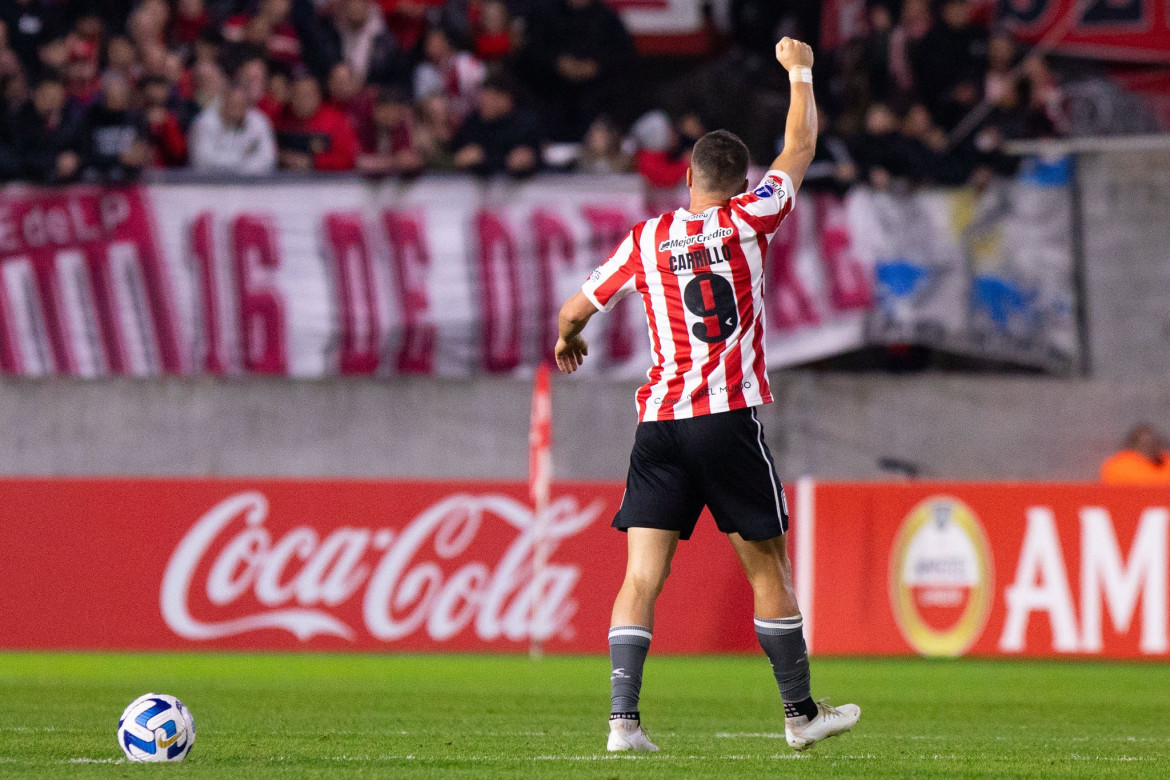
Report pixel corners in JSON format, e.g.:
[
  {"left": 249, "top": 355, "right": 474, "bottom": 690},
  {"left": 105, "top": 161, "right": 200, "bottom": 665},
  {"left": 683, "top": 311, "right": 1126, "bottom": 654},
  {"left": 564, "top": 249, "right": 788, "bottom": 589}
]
[{"left": 754, "top": 615, "right": 820, "bottom": 721}]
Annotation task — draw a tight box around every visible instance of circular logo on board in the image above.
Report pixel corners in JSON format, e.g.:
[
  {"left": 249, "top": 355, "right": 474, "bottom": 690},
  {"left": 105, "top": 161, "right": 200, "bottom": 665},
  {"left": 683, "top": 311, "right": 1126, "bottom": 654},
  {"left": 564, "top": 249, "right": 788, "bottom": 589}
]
[{"left": 889, "top": 497, "right": 993, "bottom": 657}]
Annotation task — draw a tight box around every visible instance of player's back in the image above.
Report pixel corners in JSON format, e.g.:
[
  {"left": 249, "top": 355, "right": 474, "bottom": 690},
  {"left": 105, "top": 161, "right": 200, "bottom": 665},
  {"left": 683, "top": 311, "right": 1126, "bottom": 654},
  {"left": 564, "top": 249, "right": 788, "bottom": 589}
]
[{"left": 583, "top": 170, "right": 796, "bottom": 422}]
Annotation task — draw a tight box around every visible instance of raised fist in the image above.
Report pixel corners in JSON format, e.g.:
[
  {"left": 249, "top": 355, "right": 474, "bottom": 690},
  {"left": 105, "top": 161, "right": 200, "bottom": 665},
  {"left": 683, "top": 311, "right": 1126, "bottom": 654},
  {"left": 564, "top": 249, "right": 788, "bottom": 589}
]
[{"left": 776, "top": 37, "right": 814, "bottom": 71}]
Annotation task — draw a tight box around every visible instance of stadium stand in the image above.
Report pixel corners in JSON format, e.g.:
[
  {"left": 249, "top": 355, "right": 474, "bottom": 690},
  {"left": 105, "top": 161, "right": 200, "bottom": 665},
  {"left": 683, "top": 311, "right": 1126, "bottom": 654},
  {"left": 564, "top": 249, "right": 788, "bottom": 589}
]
[{"left": 0, "top": 0, "right": 1148, "bottom": 188}]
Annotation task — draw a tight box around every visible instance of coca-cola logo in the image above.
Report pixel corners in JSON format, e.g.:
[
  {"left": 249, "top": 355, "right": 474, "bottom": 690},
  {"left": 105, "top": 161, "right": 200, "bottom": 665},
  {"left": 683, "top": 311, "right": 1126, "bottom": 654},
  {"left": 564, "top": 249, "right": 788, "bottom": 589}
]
[{"left": 160, "top": 491, "right": 603, "bottom": 644}]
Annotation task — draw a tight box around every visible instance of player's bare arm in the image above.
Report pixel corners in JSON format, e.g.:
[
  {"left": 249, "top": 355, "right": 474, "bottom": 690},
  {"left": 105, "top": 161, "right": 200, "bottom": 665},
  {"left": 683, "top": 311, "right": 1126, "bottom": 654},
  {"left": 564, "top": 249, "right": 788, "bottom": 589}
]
[
  {"left": 555, "top": 291, "right": 598, "bottom": 374},
  {"left": 772, "top": 37, "right": 817, "bottom": 193}
]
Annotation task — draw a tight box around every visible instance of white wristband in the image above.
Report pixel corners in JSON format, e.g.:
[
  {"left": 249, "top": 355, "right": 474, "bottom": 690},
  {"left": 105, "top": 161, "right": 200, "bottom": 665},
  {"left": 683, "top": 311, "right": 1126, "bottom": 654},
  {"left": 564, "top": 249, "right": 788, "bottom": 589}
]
[{"left": 789, "top": 66, "right": 813, "bottom": 84}]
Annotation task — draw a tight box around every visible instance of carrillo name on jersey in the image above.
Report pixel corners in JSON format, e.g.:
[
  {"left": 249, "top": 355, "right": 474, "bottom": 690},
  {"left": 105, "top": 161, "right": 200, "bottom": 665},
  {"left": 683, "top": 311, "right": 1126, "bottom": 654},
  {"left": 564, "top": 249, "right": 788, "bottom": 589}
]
[{"left": 668, "top": 244, "right": 733, "bottom": 273}]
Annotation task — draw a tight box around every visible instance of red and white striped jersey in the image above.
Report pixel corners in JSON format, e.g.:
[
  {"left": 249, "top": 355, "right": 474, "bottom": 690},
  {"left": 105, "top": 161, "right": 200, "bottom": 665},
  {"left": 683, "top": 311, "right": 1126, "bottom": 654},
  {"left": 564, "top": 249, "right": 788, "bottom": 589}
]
[{"left": 582, "top": 170, "right": 795, "bottom": 422}]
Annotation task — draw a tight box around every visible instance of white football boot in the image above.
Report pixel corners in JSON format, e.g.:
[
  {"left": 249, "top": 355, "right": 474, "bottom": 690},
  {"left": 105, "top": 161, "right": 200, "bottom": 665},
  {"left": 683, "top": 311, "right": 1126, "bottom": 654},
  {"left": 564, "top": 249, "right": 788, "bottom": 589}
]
[
  {"left": 785, "top": 699, "right": 861, "bottom": 751},
  {"left": 607, "top": 717, "right": 659, "bottom": 752}
]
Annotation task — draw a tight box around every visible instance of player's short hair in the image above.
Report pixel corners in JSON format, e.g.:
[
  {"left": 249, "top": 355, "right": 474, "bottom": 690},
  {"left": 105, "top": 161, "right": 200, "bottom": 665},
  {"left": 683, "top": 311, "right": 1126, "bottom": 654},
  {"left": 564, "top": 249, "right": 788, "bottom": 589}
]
[{"left": 690, "top": 130, "right": 750, "bottom": 196}]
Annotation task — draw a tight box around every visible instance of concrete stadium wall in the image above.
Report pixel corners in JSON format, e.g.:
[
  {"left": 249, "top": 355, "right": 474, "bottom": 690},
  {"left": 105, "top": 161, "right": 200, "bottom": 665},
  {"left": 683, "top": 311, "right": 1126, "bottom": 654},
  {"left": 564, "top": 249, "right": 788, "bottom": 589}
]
[
  {"left": 1081, "top": 147, "right": 1170, "bottom": 379},
  {"left": 3, "top": 373, "right": 1164, "bottom": 481}
]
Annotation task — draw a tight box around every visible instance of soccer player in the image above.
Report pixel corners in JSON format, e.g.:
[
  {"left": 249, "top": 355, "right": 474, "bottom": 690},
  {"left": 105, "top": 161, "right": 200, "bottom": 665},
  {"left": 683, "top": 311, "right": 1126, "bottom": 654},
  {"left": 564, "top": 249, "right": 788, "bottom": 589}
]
[{"left": 554, "top": 38, "right": 861, "bottom": 753}]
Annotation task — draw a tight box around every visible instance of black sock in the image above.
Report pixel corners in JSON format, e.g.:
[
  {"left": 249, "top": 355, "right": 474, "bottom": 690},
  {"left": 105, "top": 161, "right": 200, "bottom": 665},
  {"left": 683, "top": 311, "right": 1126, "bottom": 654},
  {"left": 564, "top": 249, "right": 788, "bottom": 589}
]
[
  {"left": 784, "top": 697, "right": 819, "bottom": 720},
  {"left": 754, "top": 615, "right": 817, "bottom": 720},
  {"left": 609, "top": 625, "right": 651, "bottom": 716}
]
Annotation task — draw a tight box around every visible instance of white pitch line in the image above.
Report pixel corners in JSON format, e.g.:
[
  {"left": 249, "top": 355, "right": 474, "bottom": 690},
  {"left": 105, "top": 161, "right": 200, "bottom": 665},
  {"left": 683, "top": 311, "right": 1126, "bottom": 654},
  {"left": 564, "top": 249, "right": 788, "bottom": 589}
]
[
  {"left": 0, "top": 726, "right": 77, "bottom": 732},
  {"left": 63, "top": 758, "right": 123, "bottom": 764},
  {"left": 541, "top": 754, "right": 806, "bottom": 762},
  {"left": 32, "top": 751, "right": 1163, "bottom": 767},
  {"left": 718, "top": 732, "right": 1170, "bottom": 744}
]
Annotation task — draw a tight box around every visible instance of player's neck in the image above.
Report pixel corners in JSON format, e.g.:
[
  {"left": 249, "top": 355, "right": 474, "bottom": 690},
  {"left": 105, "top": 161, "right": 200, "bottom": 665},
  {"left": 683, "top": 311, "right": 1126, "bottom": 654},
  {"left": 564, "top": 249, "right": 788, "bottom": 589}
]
[{"left": 686, "top": 191, "right": 731, "bottom": 215}]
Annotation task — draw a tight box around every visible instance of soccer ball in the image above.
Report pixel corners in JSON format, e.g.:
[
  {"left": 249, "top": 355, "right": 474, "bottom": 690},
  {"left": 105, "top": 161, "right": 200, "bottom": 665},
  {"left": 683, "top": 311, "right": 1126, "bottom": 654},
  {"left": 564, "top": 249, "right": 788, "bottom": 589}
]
[{"left": 116, "top": 693, "right": 195, "bottom": 762}]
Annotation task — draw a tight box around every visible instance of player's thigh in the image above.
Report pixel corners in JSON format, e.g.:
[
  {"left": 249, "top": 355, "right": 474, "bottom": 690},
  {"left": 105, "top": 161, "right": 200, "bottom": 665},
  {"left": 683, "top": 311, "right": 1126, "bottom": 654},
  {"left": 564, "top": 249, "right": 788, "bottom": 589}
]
[
  {"left": 622, "top": 527, "right": 681, "bottom": 591},
  {"left": 727, "top": 532, "right": 792, "bottom": 584},
  {"left": 684, "top": 408, "right": 789, "bottom": 541}
]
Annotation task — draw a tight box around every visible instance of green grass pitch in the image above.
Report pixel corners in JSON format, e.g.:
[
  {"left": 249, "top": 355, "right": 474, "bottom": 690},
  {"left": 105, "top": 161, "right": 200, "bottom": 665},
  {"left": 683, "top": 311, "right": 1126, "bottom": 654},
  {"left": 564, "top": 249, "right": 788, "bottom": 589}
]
[{"left": 1, "top": 653, "right": 1168, "bottom": 777}]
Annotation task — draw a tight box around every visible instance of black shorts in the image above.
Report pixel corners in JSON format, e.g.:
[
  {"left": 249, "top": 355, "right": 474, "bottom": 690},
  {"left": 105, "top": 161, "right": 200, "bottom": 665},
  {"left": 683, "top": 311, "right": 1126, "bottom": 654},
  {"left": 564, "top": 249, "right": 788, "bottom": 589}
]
[{"left": 613, "top": 406, "right": 789, "bottom": 542}]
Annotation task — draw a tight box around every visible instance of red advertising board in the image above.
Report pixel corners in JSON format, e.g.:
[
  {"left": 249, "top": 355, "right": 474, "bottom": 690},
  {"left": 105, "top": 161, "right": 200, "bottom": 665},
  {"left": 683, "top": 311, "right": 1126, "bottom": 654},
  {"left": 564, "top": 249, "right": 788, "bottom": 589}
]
[
  {"left": 1, "top": 479, "right": 1167, "bottom": 659},
  {"left": 810, "top": 483, "right": 1169, "bottom": 659},
  {"left": 0, "top": 479, "right": 757, "bottom": 654}
]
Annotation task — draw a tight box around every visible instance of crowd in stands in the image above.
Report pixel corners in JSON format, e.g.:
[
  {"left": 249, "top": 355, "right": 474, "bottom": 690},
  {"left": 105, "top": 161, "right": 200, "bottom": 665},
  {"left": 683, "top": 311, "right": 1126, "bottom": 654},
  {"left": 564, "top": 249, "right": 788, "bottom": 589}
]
[
  {"left": 803, "top": 0, "right": 1066, "bottom": 192},
  {"left": 0, "top": 0, "right": 1067, "bottom": 187}
]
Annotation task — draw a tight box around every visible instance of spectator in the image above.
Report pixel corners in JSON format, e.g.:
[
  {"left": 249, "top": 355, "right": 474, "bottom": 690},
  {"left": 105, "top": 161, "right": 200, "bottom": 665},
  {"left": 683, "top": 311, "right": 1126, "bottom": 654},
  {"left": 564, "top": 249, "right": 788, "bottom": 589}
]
[
  {"left": 36, "top": 36, "right": 68, "bottom": 78},
  {"left": 81, "top": 72, "right": 150, "bottom": 181},
  {"left": 984, "top": 28, "right": 1018, "bottom": 107},
  {"left": 223, "top": 0, "right": 302, "bottom": 71},
  {"left": 327, "top": 0, "right": 405, "bottom": 86},
  {"left": 911, "top": 0, "right": 988, "bottom": 126},
  {"left": 675, "top": 112, "right": 707, "bottom": 155},
  {"left": 63, "top": 40, "right": 101, "bottom": 109},
  {"left": 1101, "top": 424, "right": 1170, "bottom": 485},
  {"left": 172, "top": 0, "right": 211, "bottom": 50},
  {"left": 629, "top": 109, "right": 688, "bottom": 188},
  {"left": 141, "top": 75, "right": 188, "bottom": 168},
  {"left": 191, "top": 27, "right": 222, "bottom": 70},
  {"left": 11, "top": 76, "right": 83, "bottom": 183},
  {"left": 327, "top": 61, "right": 376, "bottom": 149},
  {"left": 1021, "top": 55, "right": 1067, "bottom": 135},
  {"left": 139, "top": 41, "right": 170, "bottom": 81},
  {"left": 235, "top": 55, "right": 269, "bottom": 108},
  {"left": 258, "top": 68, "right": 290, "bottom": 124},
  {"left": 356, "top": 87, "right": 424, "bottom": 176},
  {"left": 127, "top": 0, "right": 169, "bottom": 51},
  {"left": 860, "top": 1, "right": 896, "bottom": 104},
  {"left": 1, "top": 0, "right": 63, "bottom": 71},
  {"left": 0, "top": 20, "right": 23, "bottom": 84},
  {"left": 452, "top": 75, "right": 540, "bottom": 176},
  {"left": 189, "top": 85, "right": 277, "bottom": 175},
  {"left": 901, "top": 101, "right": 976, "bottom": 185},
  {"left": 413, "top": 27, "right": 485, "bottom": 122},
  {"left": 972, "top": 79, "right": 1052, "bottom": 177},
  {"left": 518, "top": 0, "right": 635, "bottom": 142},
  {"left": 190, "top": 59, "right": 227, "bottom": 112},
  {"left": 71, "top": 12, "right": 106, "bottom": 62},
  {"left": 277, "top": 74, "right": 359, "bottom": 171},
  {"left": 889, "top": 0, "right": 932, "bottom": 96},
  {"left": 576, "top": 116, "right": 631, "bottom": 174},
  {"left": 380, "top": 0, "right": 447, "bottom": 52},
  {"left": 851, "top": 103, "right": 926, "bottom": 190},
  {"left": 797, "top": 106, "right": 857, "bottom": 195},
  {"left": 413, "top": 91, "right": 457, "bottom": 170},
  {"left": 474, "top": 1, "right": 515, "bottom": 63},
  {"left": 104, "top": 36, "right": 139, "bottom": 82}
]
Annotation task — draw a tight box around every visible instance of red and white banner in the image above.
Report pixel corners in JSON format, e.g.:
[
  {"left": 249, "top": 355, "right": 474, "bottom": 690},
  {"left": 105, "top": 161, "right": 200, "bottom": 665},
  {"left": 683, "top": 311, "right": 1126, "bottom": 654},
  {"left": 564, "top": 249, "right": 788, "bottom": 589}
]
[
  {"left": 607, "top": 0, "right": 702, "bottom": 34},
  {"left": 0, "top": 174, "right": 1075, "bottom": 379},
  {"left": 2, "top": 478, "right": 1168, "bottom": 658},
  {"left": 0, "top": 185, "right": 180, "bottom": 375},
  {"left": 999, "top": 0, "right": 1170, "bottom": 62}
]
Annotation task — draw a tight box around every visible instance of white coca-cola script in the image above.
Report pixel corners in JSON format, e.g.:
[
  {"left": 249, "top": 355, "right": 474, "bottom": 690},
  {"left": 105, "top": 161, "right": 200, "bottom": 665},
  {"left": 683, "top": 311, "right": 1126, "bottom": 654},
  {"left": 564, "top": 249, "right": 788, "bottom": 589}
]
[{"left": 160, "top": 491, "right": 603, "bottom": 643}]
